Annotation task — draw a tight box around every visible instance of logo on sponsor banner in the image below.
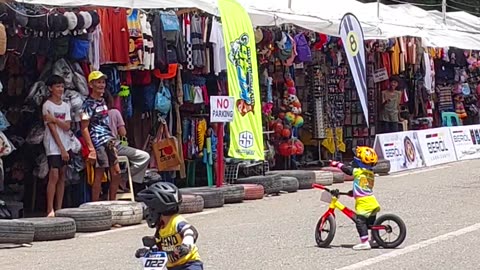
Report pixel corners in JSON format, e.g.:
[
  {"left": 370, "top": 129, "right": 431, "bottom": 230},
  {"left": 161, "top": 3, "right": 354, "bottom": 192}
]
[
  {"left": 383, "top": 142, "right": 402, "bottom": 158},
  {"left": 228, "top": 33, "right": 255, "bottom": 117},
  {"left": 452, "top": 130, "right": 470, "bottom": 143},
  {"left": 425, "top": 133, "right": 449, "bottom": 155},
  {"left": 239, "top": 131, "right": 254, "bottom": 148}
]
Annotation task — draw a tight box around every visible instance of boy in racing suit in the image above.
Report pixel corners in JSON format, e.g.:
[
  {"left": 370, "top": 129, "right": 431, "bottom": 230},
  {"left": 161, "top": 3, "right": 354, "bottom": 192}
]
[
  {"left": 330, "top": 146, "right": 381, "bottom": 250},
  {"left": 136, "top": 182, "right": 203, "bottom": 269}
]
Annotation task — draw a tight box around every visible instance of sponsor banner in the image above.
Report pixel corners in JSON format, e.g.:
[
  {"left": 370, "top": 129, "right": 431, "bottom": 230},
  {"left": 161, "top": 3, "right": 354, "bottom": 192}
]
[
  {"left": 218, "top": 0, "right": 264, "bottom": 160},
  {"left": 450, "top": 124, "right": 480, "bottom": 161},
  {"left": 339, "top": 13, "right": 369, "bottom": 127},
  {"left": 416, "top": 127, "right": 457, "bottom": 166},
  {"left": 374, "top": 131, "right": 425, "bottom": 173}
]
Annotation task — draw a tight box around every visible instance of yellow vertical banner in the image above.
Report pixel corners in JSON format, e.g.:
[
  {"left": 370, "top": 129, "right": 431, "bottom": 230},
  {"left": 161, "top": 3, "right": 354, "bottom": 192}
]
[{"left": 218, "top": 0, "right": 264, "bottom": 160}]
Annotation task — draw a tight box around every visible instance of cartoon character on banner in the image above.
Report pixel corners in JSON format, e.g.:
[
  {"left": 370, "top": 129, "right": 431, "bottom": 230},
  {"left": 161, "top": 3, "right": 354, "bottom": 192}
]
[{"left": 228, "top": 33, "right": 255, "bottom": 116}]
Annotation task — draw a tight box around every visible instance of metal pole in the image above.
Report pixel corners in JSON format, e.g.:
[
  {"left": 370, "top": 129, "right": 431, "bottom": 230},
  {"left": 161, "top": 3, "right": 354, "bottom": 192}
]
[
  {"left": 377, "top": 0, "right": 380, "bottom": 20},
  {"left": 442, "top": 0, "right": 447, "bottom": 24},
  {"left": 288, "top": 0, "right": 292, "bottom": 9},
  {"left": 216, "top": 123, "right": 224, "bottom": 187}
]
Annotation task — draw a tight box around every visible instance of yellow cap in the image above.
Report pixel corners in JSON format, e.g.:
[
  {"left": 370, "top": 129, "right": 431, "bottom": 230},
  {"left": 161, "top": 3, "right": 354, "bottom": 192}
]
[{"left": 88, "top": 71, "right": 107, "bottom": 83}]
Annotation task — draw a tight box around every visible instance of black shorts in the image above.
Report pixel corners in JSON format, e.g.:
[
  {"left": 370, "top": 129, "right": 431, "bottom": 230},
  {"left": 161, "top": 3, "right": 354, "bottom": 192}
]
[
  {"left": 47, "top": 155, "right": 68, "bottom": 169},
  {"left": 95, "top": 142, "right": 119, "bottom": 168}
]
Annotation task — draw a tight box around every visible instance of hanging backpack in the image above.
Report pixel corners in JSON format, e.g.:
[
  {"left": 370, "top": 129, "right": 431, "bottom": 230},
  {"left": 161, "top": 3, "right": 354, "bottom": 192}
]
[
  {"left": 155, "top": 83, "right": 172, "bottom": 116},
  {"left": 294, "top": 33, "right": 312, "bottom": 63}
]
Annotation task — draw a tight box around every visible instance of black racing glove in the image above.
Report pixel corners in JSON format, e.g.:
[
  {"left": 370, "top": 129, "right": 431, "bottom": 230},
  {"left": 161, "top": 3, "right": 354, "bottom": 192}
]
[{"left": 135, "top": 248, "right": 149, "bottom": 258}]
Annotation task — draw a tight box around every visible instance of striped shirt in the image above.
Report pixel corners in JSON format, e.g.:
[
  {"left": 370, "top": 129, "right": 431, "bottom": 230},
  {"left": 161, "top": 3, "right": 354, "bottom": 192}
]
[{"left": 81, "top": 96, "right": 114, "bottom": 149}]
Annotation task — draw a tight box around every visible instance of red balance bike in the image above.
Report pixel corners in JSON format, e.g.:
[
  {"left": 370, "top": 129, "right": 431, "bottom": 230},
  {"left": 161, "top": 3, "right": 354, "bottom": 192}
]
[{"left": 312, "top": 184, "right": 407, "bottom": 248}]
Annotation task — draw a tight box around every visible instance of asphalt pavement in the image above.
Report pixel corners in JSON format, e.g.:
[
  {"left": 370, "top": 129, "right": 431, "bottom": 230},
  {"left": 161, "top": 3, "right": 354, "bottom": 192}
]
[{"left": 2, "top": 160, "right": 480, "bottom": 270}]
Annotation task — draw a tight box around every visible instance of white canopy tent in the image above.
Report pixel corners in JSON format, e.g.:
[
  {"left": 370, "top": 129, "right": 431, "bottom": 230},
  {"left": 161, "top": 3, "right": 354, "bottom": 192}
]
[{"left": 15, "top": 0, "right": 480, "bottom": 49}]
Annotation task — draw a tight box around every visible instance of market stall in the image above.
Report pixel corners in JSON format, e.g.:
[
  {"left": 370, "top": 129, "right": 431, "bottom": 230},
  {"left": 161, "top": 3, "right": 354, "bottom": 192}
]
[{"left": 2, "top": 0, "right": 480, "bottom": 217}]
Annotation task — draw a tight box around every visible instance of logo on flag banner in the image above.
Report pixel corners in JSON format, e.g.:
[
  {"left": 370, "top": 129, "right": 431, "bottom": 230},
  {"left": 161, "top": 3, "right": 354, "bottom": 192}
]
[
  {"left": 339, "top": 13, "right": 369, "bottom": 127},
  {"left": 217, "top": 0, "right": 264, "bottom": 160}
]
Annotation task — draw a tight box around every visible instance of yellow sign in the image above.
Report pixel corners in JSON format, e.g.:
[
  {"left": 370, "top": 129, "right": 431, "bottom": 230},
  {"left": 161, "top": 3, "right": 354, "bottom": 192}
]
[
  {"left": 218, "top": 0, "right": 264, "bottom": 160},
  {"left": 346, "top": 31, "right": 360, "bottom": 57}
]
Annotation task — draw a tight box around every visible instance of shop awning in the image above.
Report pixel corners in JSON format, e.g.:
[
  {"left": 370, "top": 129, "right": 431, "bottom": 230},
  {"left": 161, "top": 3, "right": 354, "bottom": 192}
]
[{"left": 15, "top": 0, "right": 480, "bottom": 50}]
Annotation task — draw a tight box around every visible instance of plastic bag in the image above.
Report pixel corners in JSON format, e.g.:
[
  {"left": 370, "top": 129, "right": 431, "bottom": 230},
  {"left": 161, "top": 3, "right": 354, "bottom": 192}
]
[
  {"left": 26, "top": 124, "right": 45, "bottom": 145},
  {"left": 0, "top": 111, "right": 10, "bottom": 131},
  {"left": 70, "top": 132, "right": 82, "bottom": 154},
  {"left": 33, "top": 154, "right": 49, "bottom": 179},
  {"left": 0, "top": 131, "right": 15, "bottom": 157}
]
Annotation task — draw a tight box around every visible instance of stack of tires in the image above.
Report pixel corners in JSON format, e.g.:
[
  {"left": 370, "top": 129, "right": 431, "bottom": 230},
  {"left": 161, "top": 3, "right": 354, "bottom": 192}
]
[
  {"left": 266, "top": 170, "right": 334, "bottom": 189},
  {"left": 0, "top": 201, "right": 144, "bottom": 245}
]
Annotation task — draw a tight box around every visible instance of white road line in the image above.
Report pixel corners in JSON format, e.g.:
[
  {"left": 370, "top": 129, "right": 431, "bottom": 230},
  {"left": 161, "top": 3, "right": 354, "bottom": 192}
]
[
  {"left": 336, "top": 222, "right": 480, "bottom": 270},
  {"left": 386, "top": 165, "right": 450, "bottom": 178},
  {"left": 78, "top": 209, "right": 218, "bottom": 238}
]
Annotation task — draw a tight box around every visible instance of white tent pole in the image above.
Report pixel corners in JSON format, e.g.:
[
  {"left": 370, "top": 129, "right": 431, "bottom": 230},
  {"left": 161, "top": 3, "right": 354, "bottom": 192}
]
[
  {"left": 377, "top": 0, "right": 380, "bottom": 20},
  {"left": 442, "top": 0, "right": 446, "bottom": 24}
]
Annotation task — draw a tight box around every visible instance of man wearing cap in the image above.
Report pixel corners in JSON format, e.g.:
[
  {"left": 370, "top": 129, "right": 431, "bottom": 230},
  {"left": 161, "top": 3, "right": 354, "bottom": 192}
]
[{"left": 80, "top": 71, "right": 121, "bottom": 201}]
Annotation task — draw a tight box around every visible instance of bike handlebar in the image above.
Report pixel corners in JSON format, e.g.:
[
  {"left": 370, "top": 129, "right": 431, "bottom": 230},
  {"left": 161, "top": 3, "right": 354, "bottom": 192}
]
[{"left": 312, "top": 184, "right": 352, "bottom": 197}]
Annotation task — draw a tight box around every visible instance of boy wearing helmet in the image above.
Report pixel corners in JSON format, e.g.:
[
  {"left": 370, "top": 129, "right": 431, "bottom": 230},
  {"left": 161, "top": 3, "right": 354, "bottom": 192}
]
[
  {"left": 136, "top": 182, "right": 203, "bottom": 269},
  {"left": 330, "top": 146, "right": 381, "bottom": 250}
]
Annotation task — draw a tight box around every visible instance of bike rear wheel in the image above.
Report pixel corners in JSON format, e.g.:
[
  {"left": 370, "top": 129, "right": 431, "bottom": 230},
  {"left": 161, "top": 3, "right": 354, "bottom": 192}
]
[
  {"left": 371, "top": 214, "right": 407, "bottom": 249},
  {"left": 315, "top": 215, "right": 336, "bottom": 248}
]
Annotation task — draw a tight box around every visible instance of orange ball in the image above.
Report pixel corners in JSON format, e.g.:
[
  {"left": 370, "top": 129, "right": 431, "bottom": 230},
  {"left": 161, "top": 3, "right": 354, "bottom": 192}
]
[
  {"left": 274, "top": 123, "right": 284, "bottom": 134},
  {"left": 281, "top": 128, "right": 291, "bottom": 138}
]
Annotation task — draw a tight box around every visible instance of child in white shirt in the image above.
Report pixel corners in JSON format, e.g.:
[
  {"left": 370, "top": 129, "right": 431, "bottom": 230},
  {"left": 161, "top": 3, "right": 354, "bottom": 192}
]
[{"left": 42, "top": 75, "right": 72, "bottom": 217}]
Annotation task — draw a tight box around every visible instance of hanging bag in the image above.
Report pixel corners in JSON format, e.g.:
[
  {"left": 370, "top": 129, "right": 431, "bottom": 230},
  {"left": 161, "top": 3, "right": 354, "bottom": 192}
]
[
  {"left": 152, "top": 122, "right": 181, "bottom": 171},
  {"left": 159, "top": 11, "right": 180, "bottom": 31},
  {"left": 154, "top": 82, "right": 172, "bottom": 115}
]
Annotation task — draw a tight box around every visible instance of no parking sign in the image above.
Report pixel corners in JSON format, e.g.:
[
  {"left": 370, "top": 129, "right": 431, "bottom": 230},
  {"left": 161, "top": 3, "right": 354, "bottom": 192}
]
[{"left": 210, "top": 96, "right": 234, "bottom": 123}]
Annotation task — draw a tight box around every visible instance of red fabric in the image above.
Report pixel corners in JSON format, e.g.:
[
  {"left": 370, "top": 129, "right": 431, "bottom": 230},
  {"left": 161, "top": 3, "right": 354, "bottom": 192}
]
[
  {"left": 97, "top": 8, "right": 111, "bottom": 64},
  {"left": 381, "top": 52, "right": 391, "bottom": 90},
  {"left": 201, "top": 85, "right": 209, "bottom": 105},
  {"left": 110, "top": 8, "right": 129, "bottom": 64},
  {"left": 98, "top": 8, "right": 129, "bottom": 64},
  {"left": 132, "top": 70, "right": 152, "bottom": 86},
  {"left": 78, "top": 137, "right": 90, "bottom": 159},
  {"left": 122, "top": 70, "right": 132, "bottom": 85},
  {"left": 80, "top": 61, "right": 91, "bottom": 81}
]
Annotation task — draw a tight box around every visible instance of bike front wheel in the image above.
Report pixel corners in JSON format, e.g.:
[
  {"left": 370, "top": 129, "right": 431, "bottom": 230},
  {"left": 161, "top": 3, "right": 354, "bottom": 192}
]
[
  {"left": 315, "top": 215, "right": 336, "bottom": 248},
  {"left": 371, "top": 213, "right": 407, "bottom": 249}
]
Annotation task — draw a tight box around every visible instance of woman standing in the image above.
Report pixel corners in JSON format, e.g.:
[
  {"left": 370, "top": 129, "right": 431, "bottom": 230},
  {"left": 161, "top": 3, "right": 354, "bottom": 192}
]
[{"left": 379, "top": 77, "right": 402, "bottom": 133}]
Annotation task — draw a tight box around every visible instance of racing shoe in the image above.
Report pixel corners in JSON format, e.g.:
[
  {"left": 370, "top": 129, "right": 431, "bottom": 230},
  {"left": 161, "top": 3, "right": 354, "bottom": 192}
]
[{"left": 353, "top": 242, "right": 371, "bottom": 250}]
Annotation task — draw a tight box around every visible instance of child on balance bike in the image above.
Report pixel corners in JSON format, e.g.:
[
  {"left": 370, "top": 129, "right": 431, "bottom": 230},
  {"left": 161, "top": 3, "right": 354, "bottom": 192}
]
[
  {"left": 330, "top": 146, "right": 381, "bottom": 250},
  {"left": 136, "top": 182, "right": 203, "bottom": 269}
]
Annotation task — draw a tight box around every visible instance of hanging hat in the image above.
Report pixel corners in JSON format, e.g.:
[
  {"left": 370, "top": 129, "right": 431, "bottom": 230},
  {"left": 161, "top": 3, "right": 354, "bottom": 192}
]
[
  {"left": 153, "top": 64, "right": 178, "bottom": 79},
  {"left": 88, "top": 10, "right": 100, "bottom": 31},
  {"left": 64, "top": 12, "right": 78, "bottom": 31},
  {"left": 48, "top": 13, "right": 68, "bottom": 33},
  {"left": 74, "top": 12, "right": 85, "bottom": 31},
  {"left": 27, "top": 14, "right": 48, "bottom": 32},
  {"left": 14, "top": 6, "right": 28, "bottom": 28},
  {"left": 254, "top": 28, "right": 263, "bottom": 44},
  {"left": 79, "top": 11, "right": 92, "bottom": 30}
]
